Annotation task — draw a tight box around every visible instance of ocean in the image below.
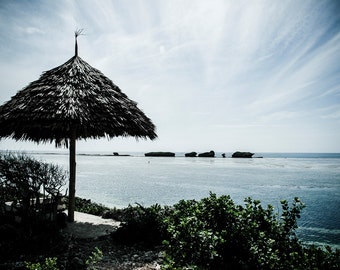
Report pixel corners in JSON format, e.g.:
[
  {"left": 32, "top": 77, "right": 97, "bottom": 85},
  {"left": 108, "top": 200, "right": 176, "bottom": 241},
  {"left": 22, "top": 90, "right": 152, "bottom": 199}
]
[{"left": 17, "top": 152, "right": 340, "bottom": 248}]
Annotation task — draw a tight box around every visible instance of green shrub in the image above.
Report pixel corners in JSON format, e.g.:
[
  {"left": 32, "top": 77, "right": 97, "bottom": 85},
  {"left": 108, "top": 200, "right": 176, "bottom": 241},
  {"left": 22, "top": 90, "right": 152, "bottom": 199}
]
[
  {"left": 162, "top": 193, "right": 339, "bottom": 269},
  {"left": 101, "top": 206, "right": 127, "bottom": 220},
  {"left": 0, "top": 153, "right": 68, "bottom": 261},
  {"left": 0, "top": 153, "right": 66, "bottom": 225},
  {"left": 0, "top": 153, "right": 66, "bottom": 202},
  {"left": 25, "top": 257, "right": 58, "bottom": 270},
  {"left": 64, "top": 197, "right": 110, "bottom": 216},
  {"left": 85, "top": 247, "right": 103, "bottom": 270},
  {"left": 111, "top": 203, "right": 170, "bottom": 246},
  {"left": 106, "top": 193, "right": 339, "bottom": 268}
]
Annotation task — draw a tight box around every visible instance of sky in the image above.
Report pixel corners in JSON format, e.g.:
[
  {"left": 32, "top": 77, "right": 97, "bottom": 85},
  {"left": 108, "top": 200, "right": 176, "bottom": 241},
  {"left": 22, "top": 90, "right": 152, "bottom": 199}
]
[{"left": 0, "top": 0, "right": 339, "bottom": 153}]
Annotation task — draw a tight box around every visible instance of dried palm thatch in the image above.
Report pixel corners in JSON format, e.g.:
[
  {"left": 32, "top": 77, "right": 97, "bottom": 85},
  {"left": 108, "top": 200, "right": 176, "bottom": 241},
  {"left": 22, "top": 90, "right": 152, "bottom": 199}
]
[
  {"left": 0, "top": 32, "right": 157, "bottom": 221},
  {"left": 0, "top": 54, "right": 157, "bottom": 146}
]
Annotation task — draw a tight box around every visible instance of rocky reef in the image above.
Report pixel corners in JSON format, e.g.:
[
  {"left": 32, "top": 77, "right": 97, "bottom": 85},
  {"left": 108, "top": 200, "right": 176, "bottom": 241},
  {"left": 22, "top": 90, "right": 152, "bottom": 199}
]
[
  {"left": 232, "top": 151, "right": 254, "bottom": 158},
  {"left": 198, "top": 151, "right": 215, "bottom": 157},
  {"left": 185, "top": 152, "right": 197, "bottom": 157},
  {"left": 145, "top": 152, "right": 175, "bottom": 157}
]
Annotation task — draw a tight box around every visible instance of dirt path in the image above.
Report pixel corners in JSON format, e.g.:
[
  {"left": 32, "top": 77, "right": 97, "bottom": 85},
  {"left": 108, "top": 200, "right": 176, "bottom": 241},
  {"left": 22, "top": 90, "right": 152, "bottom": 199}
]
[
  {"left": 62, "top": 211, "right": 162, "bottom": 269},
  {"left": 63, "top": 211, "right": 121, "bottom": 239}
]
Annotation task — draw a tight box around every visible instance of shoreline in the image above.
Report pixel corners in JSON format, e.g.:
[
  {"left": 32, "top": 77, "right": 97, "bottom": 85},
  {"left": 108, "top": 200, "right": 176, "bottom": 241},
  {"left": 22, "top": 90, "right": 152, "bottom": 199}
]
[{"left": 5, "top": 150, "right": 339, "bottom": 159}]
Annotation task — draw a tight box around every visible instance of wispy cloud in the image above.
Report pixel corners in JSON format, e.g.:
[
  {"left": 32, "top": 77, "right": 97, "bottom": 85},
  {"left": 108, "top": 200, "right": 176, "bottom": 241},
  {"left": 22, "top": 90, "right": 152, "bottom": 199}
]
[
  {"left": 0, "top": 0, "right": 339, "bottom": 152},
  {"left": 21, "top": 27, "right": 45, "bottom": 35}
]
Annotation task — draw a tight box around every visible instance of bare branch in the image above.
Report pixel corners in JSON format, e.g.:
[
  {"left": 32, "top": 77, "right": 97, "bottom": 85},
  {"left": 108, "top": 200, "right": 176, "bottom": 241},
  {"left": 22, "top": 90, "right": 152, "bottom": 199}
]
[{"left": 75, "top": 28, "right": 84, "bottom": 38}]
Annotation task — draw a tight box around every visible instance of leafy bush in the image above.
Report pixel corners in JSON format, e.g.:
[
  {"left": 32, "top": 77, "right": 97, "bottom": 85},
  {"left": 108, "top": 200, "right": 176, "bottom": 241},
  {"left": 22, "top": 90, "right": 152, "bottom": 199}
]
[
  {"left": 0, "top": 153, "right": 66, "bottom": 224},
  {"left": 65, "top": 197, "right": 110, "bottom": 216},
  {"left": 25, "top": 257, "right": 58, "bottom": 270},
  {"left": 85, "top": 247, "right": 103, "bottom": 270},
  {"left": 24, "top": 247, "right": 103, "bottom": 270},
  {"left": 111, "top": 203, "right": 170, "bottom": 246},
  {"left": 0, "top": 153, "right": 67, "bottom": 261},
  {"left": 101, "top": 206, "right": 127, "bottom": 220},
  {"left": 106, "top": 193, "right": 339, "bottom": 268},
  {"left": 162, "top": 193, "right": 339, "bottom": 269}
]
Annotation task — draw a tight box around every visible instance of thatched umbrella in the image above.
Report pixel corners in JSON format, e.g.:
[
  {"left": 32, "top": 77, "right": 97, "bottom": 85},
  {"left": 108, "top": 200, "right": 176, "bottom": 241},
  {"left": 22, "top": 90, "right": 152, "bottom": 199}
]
[{"left": 0, "top": 31, "right": 157, "bottom": 221}]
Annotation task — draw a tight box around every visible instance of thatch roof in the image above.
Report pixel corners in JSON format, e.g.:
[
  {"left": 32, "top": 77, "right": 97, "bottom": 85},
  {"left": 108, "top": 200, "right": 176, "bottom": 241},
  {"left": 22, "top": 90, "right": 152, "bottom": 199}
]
[{"left": 0, "top": 55, "right": 157, "bottom": 146}]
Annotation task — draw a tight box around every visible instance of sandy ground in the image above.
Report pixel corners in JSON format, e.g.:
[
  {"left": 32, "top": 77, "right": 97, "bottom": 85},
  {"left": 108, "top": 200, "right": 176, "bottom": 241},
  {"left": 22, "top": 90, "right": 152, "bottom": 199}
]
[
  {"left": 61, "top": 212, "right": 161, "bottom": 269},
  {"left": 62, "top": 211, "right": 121, "bottom": 239}
]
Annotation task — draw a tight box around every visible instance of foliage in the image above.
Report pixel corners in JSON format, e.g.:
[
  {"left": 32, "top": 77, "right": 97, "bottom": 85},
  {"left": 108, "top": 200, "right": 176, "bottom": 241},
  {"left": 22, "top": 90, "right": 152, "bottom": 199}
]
[
  {"left": 111, "top": 203, "right": 170, "bottom": 246},
  {"left": 106, "top": 193, "right": 339, "bottom": 269},
  {"left": 23, "top": 247, "right": 104, "bottom": 270},
  {"left": 0, "top": 153, "right": 67, "bottom": 261},
  {"left": 0, "top": 152, "right": 66, "bottom": 223},
  {"left": 65, "top": 196, "right": 110, "bottom": 216},
  {"left": 25, "top": 257, "right": 58, "bottom": 270},
  {"left": 76, "top": 199, "right": 170, "bottom": 246},
  {"left": 101, "top": 206, "right": 127, "bottom": 220},
  {"left": 5, "top": 184, "right": 338, "bottom": 270},
  {"left": 0, "top": 152, "right": 66, "bottom": 200},
  {"left": 161, "top": 193, "right": 339, "bottom": 269},
  {"left": 85, "top": 247, "right": 103, "bottom": 270}
]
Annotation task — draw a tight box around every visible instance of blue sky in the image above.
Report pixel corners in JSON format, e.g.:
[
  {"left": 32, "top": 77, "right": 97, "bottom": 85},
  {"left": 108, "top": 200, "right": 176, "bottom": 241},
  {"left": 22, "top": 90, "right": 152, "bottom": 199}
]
[{"left": 0, "top": 0, "right": 339, "bottom": 153}]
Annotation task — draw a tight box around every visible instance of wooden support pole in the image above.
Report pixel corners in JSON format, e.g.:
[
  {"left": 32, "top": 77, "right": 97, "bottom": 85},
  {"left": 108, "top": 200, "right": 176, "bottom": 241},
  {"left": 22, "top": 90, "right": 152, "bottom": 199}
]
[{"left": 68, "top": 129, "right": 76, "bottom": 222}]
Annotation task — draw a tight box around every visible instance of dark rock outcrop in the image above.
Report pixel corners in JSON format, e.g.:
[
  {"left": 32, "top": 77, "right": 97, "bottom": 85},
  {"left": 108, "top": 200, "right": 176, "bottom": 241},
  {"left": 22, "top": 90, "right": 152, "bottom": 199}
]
[
  {"left": 185, "top": 152, "right": 197, "bottom": 157},
  {"left": 144, "top": 152, "right": 175, "bottom": 157},
  {"left": 198, "top": 151, "right": 215, "bottom": 157},
  {"left": 112, "top": 152, "right": 130, "bottom": 156},
  {"left": 232, "top": 151, "right": 254, "bottom": 158}
]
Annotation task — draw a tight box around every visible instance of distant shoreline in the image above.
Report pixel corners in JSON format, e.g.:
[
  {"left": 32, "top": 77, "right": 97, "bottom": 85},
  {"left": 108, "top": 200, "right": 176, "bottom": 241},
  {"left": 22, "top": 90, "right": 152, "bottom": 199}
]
[{"left": 1, "top": 150, "right": 340, "bottom": 159}]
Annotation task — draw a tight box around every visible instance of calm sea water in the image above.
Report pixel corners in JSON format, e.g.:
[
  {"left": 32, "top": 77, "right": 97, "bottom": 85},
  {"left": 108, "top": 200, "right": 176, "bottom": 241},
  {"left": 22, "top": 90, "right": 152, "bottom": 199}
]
[{"left": 26, "top": 152, "right": 340, "bottom": 248}]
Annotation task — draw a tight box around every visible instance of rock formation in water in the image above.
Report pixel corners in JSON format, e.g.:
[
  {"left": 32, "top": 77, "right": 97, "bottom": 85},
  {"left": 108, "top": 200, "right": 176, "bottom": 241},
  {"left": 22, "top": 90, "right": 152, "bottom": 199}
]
[
  {"left": 144, "top": 152, "right": 175, "bottom": 157},
  {"left": 232, "top": 151, "right": 254, "bottom": 158},
  {"left": 185, "top": 152, "right": 197, "bottom": 157},
  {"left": 198, "top": 151, "right": 215, "bottom": 157}
]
